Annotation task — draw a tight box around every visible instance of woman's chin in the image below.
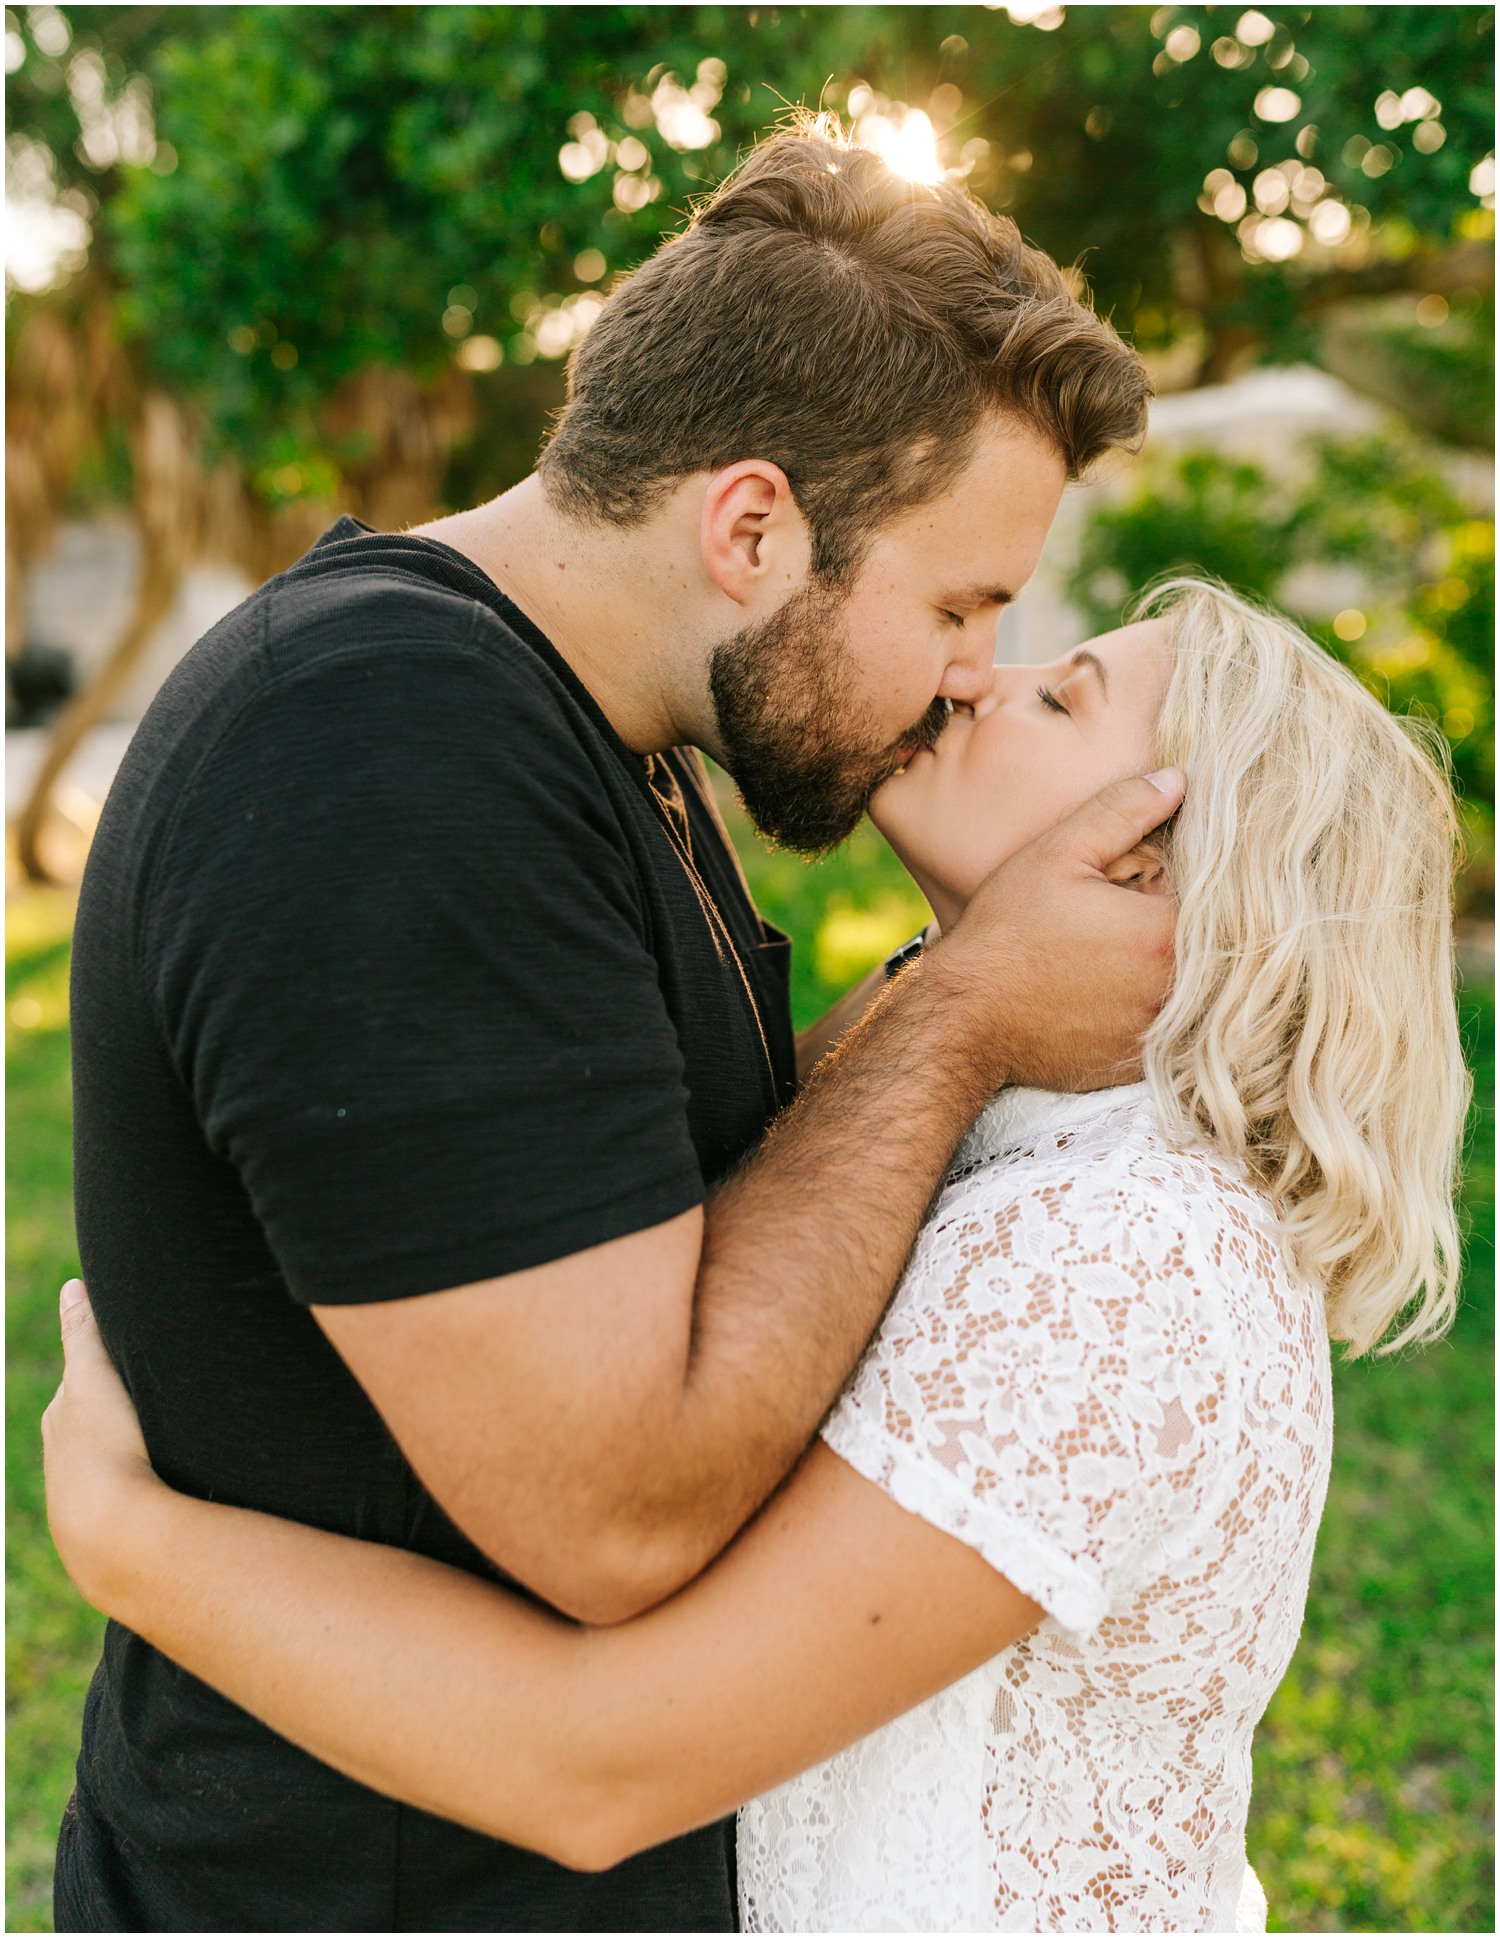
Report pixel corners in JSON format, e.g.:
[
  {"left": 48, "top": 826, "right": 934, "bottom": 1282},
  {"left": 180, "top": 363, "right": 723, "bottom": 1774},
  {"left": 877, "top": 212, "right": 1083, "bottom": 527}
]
[
  {"left": 865, "top": 785, "right": 906, "bottom": 846},
  {"left": 865, "top": 802, "right": 932, "bottom": 898}
]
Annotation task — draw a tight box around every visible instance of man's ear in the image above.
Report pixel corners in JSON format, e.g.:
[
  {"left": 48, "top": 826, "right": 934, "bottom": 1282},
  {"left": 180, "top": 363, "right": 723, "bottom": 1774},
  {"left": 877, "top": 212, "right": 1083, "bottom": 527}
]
[{"left": 700, "top": 461, "right": 809, "bottom": 606}]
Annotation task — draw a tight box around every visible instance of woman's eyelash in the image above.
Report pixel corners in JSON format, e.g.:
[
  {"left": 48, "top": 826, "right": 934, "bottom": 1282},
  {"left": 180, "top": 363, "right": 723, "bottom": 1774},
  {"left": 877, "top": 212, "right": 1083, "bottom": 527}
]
[{"left": 1037, "top": 685, "right": 1068, "bottom": 714}]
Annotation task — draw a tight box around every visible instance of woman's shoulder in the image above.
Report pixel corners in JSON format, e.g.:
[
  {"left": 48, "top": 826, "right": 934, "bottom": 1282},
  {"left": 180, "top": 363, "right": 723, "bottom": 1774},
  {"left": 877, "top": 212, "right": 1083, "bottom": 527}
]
[
  {"left": 958, "top": 1080, "right": 1275, "bottom": 1219},
  {"left": 924, "top": 1083, "right": 1319, "bottom": 1353},
  {"left": 833, "top": 1088, "right": 1327, "bottom": 1635},
  {"left": 826, "top": 1086, "right": 1333, "bottom": 1637}
]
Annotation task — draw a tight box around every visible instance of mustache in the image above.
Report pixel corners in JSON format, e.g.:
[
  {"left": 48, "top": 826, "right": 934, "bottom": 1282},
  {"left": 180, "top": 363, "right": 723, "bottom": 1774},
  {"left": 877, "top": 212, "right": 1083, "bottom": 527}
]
[{"left": 882, "top": 696, "right": 953, "bottom": 777}]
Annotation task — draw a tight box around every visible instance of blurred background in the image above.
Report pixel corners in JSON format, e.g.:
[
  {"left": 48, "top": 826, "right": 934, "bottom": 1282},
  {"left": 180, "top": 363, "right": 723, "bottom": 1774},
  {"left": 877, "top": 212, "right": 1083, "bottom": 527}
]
[{"left": 5, "top": 6, "right": 1493, "bottom": 1930}]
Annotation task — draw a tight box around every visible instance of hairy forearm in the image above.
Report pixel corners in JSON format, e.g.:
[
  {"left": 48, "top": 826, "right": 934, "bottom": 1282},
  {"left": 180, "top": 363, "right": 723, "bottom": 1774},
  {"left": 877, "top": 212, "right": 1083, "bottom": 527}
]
[
  {"left": 792, "top": 960, "right": 886, "bottom": 1080},
  {"left": 641, "top": 955, "right": 998, "bottom": 1592}
]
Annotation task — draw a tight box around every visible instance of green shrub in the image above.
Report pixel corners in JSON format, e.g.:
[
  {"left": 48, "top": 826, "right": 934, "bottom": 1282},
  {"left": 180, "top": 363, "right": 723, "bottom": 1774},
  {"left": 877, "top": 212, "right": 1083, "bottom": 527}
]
[{"left": 1068, "top": 434, "right": 1495, "bottom": 909}]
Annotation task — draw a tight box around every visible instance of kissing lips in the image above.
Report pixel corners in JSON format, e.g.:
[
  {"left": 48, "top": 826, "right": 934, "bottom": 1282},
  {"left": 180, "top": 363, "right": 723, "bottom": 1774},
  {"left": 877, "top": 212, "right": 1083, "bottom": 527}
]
[{"left": 892, "top": 710, "right": 951, "bottom": 774}]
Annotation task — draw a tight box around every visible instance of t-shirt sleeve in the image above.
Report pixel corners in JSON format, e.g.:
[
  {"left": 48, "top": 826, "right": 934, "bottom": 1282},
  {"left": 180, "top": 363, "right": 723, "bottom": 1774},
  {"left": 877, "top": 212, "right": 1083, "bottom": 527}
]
[
  {"left": 144, "top": 609, "right": 705, "bottom": 1305},
  {"left": 821, "top": 1162, "right": 1245, "bottom": 1640}
]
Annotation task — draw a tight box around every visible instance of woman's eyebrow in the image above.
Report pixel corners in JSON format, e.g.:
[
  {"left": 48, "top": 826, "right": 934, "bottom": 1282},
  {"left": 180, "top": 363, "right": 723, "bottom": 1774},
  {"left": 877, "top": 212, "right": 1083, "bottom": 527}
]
[{"left": 1066, "top": 649, "right": 1109, "bottom": 697}]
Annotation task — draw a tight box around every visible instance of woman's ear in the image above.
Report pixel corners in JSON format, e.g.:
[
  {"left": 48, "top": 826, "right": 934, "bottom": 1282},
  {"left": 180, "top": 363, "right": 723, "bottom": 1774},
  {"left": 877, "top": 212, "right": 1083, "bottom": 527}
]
[
  {"left": 699, "top": 461, "right": 809, "bottom": 606},
  {"left": 1104, "top": 841, "right": 1172, "bottom": 896}
]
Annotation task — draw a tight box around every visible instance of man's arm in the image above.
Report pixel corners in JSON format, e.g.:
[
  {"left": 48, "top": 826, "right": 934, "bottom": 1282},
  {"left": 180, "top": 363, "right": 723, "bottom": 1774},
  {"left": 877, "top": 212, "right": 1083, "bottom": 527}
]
[
  {"left": 793, "top": 960, "right": 886, "bottom": 1080},
  {"left": 315, "top": 774, "right": 1183, "bottom": 1625}
]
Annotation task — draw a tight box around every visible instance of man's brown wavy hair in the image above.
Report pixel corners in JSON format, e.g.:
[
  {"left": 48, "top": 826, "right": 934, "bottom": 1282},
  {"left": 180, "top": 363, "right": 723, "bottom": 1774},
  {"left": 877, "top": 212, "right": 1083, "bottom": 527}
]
[{"left": 538, "top": 116, "right": 1151, "bottom": 584}]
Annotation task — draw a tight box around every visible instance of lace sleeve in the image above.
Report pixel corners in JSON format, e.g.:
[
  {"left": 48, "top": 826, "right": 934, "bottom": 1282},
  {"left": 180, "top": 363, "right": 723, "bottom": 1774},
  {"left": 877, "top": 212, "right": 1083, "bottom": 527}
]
[{"left": 822, "top": 1161, "right": 1246, "bottom": 1640}]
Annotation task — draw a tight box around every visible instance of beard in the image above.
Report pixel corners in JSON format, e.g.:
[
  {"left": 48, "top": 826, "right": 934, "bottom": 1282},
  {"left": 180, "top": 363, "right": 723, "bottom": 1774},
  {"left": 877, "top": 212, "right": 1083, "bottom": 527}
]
[{"left": 708, "top": 582, "right": 950, "bottom": 856}]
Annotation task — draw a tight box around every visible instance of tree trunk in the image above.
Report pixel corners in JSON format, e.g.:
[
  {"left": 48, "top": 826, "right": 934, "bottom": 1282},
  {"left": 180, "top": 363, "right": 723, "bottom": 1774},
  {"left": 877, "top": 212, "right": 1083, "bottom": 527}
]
[
  {"left": 16, "top": 393, "right": 195, "bottom": 883},
  {"left": 14, "top": 541, "right": 181, "bottom": 881},
  {"left": 1184, "top": 220, "right": 1262, "bottom": 388}
]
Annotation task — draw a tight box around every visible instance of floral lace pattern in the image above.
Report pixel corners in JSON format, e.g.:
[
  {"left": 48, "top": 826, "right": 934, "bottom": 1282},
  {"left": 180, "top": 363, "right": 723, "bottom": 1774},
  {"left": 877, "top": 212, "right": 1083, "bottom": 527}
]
[{"left": 739, "top": 1084, "right": 1332, "bottom": 1933}]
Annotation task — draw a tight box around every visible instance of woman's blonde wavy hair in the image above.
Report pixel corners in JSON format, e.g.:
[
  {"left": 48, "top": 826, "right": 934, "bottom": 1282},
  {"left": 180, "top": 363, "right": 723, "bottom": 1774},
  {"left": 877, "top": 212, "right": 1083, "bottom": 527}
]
[{"left": 1141, "top": 578, "right": 1469, "bottom": 1357}]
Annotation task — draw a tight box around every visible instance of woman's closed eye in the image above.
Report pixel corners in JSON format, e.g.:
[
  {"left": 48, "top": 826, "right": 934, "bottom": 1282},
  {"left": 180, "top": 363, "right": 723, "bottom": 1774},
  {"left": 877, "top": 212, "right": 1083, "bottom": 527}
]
[{"left": 1036, "top": 685, "right": 1069, "bottom": 715}]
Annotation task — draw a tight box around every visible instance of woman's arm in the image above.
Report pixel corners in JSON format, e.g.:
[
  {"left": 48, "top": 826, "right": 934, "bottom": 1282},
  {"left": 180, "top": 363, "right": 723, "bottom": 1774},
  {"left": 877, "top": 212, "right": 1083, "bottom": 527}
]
[
  {"left": 794, "top": 924, "right": 939, "bottom": 1080},
  {"left": 45, "top": 1283, "right": 1040, "bottom": 1873}
]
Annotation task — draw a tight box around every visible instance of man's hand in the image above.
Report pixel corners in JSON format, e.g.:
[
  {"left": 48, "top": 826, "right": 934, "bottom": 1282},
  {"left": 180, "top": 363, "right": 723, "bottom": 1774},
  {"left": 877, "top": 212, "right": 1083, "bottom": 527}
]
[
  {"left": 43, "top": 1281, "right": 161, "bottom": 1614},
  {"left": 928, "top": 770, "right": 1184, "bottom": 1093}
]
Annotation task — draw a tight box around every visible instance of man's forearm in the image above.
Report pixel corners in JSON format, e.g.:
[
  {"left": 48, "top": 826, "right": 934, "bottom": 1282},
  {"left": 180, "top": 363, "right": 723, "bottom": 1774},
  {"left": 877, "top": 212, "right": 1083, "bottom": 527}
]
[
  {"left": 792, "top": 960, "right": 886, "bottom": 1080},
  {"left": 618, "top": 952, "right": 1000, "bottom": 1608}
]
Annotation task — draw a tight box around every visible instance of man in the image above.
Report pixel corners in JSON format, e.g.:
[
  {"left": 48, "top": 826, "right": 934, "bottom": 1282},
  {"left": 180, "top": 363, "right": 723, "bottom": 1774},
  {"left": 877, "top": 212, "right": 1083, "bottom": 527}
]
[{"left": 58, "top": 126, "right": 1174, "bottom": 1930}]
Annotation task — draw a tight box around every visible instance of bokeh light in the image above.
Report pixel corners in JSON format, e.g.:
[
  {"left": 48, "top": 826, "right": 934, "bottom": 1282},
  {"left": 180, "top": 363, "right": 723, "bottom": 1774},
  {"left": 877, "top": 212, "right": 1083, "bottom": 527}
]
[
  {"left": 858, "top": 105, "right": 943, "bottom": 185},
  {"left": 455, "top": 335, "right": 502, "bottom": 372},
  {"left": 1236, "top": 10, "right": 1276, "bottom": 46},
  {"left": 1309, "top": 200, "right": 1353, "bottom": 245},
  {"left": 1254, "top": 87, "right": 1302, "bottom": 124},
  {"left": 1004, "top": 3, "right": 1065, "bottom": 29}
]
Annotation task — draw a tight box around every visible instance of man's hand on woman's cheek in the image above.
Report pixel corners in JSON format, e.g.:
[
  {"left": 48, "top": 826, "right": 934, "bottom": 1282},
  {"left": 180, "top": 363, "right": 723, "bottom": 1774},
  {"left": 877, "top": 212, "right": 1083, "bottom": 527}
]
[{"left": 929, "top": 770, "right": 1183, "bottom": 1093}]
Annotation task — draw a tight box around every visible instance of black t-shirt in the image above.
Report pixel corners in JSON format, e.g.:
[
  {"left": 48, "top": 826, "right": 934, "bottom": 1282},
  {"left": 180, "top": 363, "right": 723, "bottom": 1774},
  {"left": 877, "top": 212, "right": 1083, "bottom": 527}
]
[{"left": 58, "top": 518, "right": 796, "bottom": 1932}]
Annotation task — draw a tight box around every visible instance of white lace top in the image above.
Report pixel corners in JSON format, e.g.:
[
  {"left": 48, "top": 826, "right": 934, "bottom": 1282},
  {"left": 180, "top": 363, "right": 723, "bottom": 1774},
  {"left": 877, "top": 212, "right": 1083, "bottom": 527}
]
[{"left": 739, "top": 1083, "right": 1332, "bottom": 1933}]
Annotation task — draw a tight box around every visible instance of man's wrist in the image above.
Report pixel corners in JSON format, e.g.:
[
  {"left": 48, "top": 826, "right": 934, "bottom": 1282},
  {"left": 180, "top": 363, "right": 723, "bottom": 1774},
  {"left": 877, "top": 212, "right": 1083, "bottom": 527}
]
[{"left": 892, "top": 931, "right": 1015, "bottom": 1098}]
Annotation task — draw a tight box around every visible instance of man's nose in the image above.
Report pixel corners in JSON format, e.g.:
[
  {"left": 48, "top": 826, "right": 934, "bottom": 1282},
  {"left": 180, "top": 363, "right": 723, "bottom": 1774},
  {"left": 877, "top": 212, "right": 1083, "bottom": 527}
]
[
  {"left": 942, "top": 660, "right": 1008, "bottom": 716},
  {"left": 937, "top": 630, "right": 1004, "bottom": 708}
]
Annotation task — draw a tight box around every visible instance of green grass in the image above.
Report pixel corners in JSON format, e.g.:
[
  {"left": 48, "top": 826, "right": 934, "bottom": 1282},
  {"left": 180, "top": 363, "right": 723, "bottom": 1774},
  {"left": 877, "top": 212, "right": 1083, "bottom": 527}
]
[
  {"left": 1244, "top": 976, "right": 1495, "bottom": 1933},
  {"left": 6, "top": 854, "right": 1493, "bottom": 1933},
  {"left": 6, "top": 891, "right": 104, "bottom": 1934}
]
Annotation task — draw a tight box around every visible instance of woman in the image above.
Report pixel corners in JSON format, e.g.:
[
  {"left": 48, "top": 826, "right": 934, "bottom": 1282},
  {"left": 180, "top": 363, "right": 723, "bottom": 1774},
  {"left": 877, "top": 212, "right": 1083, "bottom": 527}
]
[{"left": 45, "top": 580, "right": 1467, "bottom": 1933}]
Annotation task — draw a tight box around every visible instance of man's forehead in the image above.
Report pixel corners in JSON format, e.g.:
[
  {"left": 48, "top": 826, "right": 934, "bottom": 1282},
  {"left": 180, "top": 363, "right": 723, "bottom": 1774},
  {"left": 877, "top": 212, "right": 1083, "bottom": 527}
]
[{"left": 867, "top": 434, "right": 1063, "bottom": 592}]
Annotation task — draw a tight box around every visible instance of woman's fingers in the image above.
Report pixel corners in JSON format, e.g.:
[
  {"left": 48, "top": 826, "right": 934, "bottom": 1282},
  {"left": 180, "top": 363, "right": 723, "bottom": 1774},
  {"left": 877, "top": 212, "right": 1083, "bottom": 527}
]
[
  {"left": 46, "top": 1280, "right": 152, "bottom": 1469},
  {"left": 44, "top": 1278, "right": 159, "bottom": 1611},
  {"left": 49, "top": 1278, "right": 148, "bottom": 1452},
  {"left": 39, "top": 1279, "right": 91, "bottom": 1451},
  {"left": 60, "top": 1276, "right": 96, "bottom": 1345},
  {"left": 54, "top": 1278, "right": 130, "bottom": 1406}
]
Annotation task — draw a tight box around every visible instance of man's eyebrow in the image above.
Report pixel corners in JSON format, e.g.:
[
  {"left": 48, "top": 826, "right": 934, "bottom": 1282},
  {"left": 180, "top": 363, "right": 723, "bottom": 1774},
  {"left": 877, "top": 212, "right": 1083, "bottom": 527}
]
[
  {"left": 1066, "top": 648, "right": 1109, "bottom": 697},
  {"left": 941, "top": 583, "right": 1018, "bottom": 608}
]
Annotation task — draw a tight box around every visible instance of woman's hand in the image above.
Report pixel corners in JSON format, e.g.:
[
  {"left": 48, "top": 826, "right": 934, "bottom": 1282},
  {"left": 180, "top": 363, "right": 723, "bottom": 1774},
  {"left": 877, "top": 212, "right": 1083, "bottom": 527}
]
[{"left": 42, "top": 1281, "right": 161, "bottom": 1613}]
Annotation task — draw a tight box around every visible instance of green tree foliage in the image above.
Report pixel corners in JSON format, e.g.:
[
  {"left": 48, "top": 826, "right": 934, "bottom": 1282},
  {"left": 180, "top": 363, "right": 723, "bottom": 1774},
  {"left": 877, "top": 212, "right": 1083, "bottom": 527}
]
[
  {"left": 6, "top": 4, "right": 1493, "bottom": 497},
  {"left": 1068, "top": 435, "right": 1495, "bottom": 903}
]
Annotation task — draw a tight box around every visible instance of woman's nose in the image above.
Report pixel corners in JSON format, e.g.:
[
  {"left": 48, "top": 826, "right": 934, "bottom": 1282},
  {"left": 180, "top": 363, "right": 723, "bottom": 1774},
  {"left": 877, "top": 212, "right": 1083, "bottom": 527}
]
[{"left": 969, "top": 664, "right": 1010, "bottom": 718}]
